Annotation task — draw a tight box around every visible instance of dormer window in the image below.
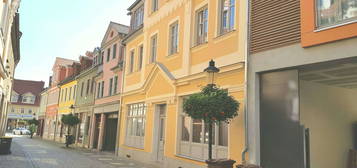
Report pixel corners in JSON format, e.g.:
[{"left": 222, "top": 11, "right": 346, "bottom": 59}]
[
  {"left": 11, "top": 92, "right": 19, "bottom": 102},
  {"left": 22, "top": 93, "right": 36, "bottom": 104},
  {"left": 131, "top": 5, "right": 144, "bottom": 31}
]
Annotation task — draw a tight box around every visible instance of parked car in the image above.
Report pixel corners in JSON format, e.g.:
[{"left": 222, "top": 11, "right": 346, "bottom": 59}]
[{"left": 12, "top": 128, "right": 30, "bottom": 135}]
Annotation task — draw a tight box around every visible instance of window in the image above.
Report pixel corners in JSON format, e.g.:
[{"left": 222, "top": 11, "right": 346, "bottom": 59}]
[
  {"left": 113, "top": 76, "right": 118, "bottom": 94},
  {"left": 109, "top": 78, "right": 113, "bottom": 96},
  {"left": 196, "top": 7, "right": 208, "bottom": 45},
  {"left": 11, "top": 108, "right": 14, "bottom": 113},
  {"left": 101, "top": 81, "right": 104, "bottom": 98},
  {"left": 138, "top": 45, "right": 143, "bottom": 70},
  {"left": 178, "top": 98, "right": 228, "bottom": 160},
  {"left": 69, "top": 87, "right": 72, "bottom": 100},
  {"left": 220, "top": 0, "right": 235, "bottom": 34},
  {"left": 73, "top": 85, "right": 76, "bottom": 99},
  {"left": 91, "top": 80, "right": 95, "bottom": 94},
  {"left": 81, "top": 82, "right": 84, "bottom": 97},
  {"left": 169, "top": 22, "right": 179, "bottom": 55},
  {"left": 129, "top": 50, "right": 135, "bottom": 73},
  {"left": 152, "top": 0, "right": 158, "bottom": 12},
  {"left": 125, "top": 103, "right": 147, "bottom": 148},
  {"left": 119, "top": 46, "right": 125, "bottom": 61},
  {"left": 11, "top": 93, "right": 18, "bottom": 102},
  {"left": 150, "top": 34, "right": 157, "bottom": 63},
  {"left": 107, "top": 48, "right": 111, "bottom": 62},
  {"left": 97, "top": 82, "right": 101, "bottom": 98},
  {"left": 133, "top": 6, "right": 144, "bottom": 30},
  {"left": 22, "top": 93, "right": 36, "bottom": 104},
  {"left": 65, "top": 88, "right": 68, "bottom": 101},
  {"left": 86, "top": 79, "right": 90, "bottom": 96},
  {"left": 28, "top": 109, "right": 32, "bottom": 114},
  {"left": 21, "top": 108, "right": 24, "bottom": 114},
  {"left": 112, "top": 44, "right": 117, "bottom": 59},
  {"left": 317, "top": 0, "right": 357, "bottom": 28}
]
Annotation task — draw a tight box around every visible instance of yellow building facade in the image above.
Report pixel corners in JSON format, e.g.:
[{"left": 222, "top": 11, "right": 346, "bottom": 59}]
[
  {"left": 118, "top": 0, "right": 247, "bottom": 167},
  {"left": 57, "top": 78, "right": 77, "bottom": 142}
]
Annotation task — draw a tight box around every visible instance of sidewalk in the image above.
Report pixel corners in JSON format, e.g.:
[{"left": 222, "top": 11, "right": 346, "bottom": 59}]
[
  {"left": 0, "top": 138, "right": 36, "bottom": 168},
  {"left": 37, "top": 136, "right": 159, "bottom": 168}
]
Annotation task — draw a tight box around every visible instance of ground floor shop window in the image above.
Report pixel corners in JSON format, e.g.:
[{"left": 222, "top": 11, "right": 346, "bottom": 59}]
[
  {"left": 125, "top": 103, "right": 146, "bottom": 149},
  {"left": 178, "top": 114, "right": 228, "bottom": 160}
]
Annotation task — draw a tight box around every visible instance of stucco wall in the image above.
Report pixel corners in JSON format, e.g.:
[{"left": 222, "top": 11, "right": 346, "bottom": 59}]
[{"left": 300, "top": 81, "right": 356, "bottom": 168}]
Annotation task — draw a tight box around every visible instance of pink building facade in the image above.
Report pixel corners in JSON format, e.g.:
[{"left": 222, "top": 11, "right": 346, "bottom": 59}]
[{"left": 90, "top": 22, "right": 129, "bottom": 152}]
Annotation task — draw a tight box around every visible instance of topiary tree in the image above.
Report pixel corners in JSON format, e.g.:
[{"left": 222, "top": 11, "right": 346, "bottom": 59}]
[
  {"left": 183, "top": 84, "right": 239, "bottom": 161},
  {"left": 61, "top": 114, "right": 80, "bottom": 147},
  {"left": 27, "top": 118, "right": 39, "bottom": 138}
]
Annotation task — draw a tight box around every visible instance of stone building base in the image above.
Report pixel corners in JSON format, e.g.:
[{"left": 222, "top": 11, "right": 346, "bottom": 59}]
[{"left": 236, "top": 164, "right": 261, "bottom": 168}]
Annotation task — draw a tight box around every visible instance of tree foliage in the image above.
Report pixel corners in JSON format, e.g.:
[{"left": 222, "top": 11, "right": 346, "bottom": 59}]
[
  {"left": 61, "top": 114, "right": 80, "bottom": 127},
  {"left": 183, "top": 84, "right": 239, "bottom": 124},
  {"left": 27, "top": 118, "right": 39, "bottom": 126}
]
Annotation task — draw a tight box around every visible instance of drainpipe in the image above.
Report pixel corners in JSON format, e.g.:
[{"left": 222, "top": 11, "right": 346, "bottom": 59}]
[
  {"left": 115, "top": 44, "right": 126, "bottom": 156},
  {"left": 242, "top": 0, "right": 251, "bottom": 164}
]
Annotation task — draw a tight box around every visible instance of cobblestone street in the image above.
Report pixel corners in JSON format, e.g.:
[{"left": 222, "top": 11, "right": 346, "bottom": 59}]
[{"left": 0, "top": 135, "right": 157, "bottom": 168}]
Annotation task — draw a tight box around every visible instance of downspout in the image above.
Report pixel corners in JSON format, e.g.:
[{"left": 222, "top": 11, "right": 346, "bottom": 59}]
[
  {"left": 115, "top": 44, "right": 126, "bottom": 156},
  {"left": 242, "top": 0, "right": 251, "bottom": 164}
]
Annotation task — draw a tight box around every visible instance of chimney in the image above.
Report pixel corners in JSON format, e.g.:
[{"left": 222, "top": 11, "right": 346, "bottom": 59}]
[
  {"left": 65, "top": 65, "right": 74, "bottom": 78},
  {"left": 49, "top": 76, "right": 52, "bottom": 87}
]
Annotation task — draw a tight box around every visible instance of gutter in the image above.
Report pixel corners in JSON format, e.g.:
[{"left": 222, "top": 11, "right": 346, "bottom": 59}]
[{"left": 242, "top": 0, "right": 251, "bottom": 164}]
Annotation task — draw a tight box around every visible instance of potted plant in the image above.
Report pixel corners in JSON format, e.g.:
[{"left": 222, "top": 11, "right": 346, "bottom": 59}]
[
  {"left": 184, "top": 84, "right": 239, "bottom": 168},
  {"left": 61, "top": 114, "right": 80, "bottom": 147},
  {"left": 27, "top": 118, "right": 39, "bottom": 138}
]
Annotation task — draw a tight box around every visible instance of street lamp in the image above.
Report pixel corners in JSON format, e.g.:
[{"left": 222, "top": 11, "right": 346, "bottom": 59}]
[
  {"left": 204, "top": 59, "right": 220, "bottom": 85},
  {"left": 69, "top": 105, "right": 75, "bottom": 114},
  {"left": 203, "top": 59, "right": 220, "bottom": 161}
]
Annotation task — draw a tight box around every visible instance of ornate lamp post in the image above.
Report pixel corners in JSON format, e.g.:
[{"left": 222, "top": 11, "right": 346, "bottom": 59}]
[{"left": 204, "top": 60, "right": 220, "bottom": 161}]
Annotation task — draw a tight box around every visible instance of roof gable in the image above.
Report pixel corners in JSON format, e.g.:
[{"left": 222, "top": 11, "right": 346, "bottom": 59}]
[
  {"left": 101, "top": 22, "right": 129, "bottom": 46},
  {"left": 52, "top": 57, "right": 78, "bottom": 71}
]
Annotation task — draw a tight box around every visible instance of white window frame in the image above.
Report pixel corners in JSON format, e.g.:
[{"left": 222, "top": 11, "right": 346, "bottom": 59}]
[
  {"left": 152, "top": 0, "right": 158, "bottom": 13},
  {"left": 169, "top": 21, "right": 179, "bottom": 55},
  {"left": 316, "top": 0, "right": 357, "bottom": 28},
  {"left": 138, "top": 45, "right": 144, "bottom": 70},
  {"left": 177, "top": 97, "right": 228, "bottom": 161},
  {"left": 196, "top": 6, "right": 209, "bottom": 45},
  {"left": 113, "top": 76, "right": 118, "bottom": 95},
  {"left": 11, "top": 92, "right": 19, "bottom": 102},
  {"left": 129, "top": 50, "right": 135, "bottom": 73},
  {"left": 150, "top": 34, "right": 158, "bottom": 63},
  {"left": 219, "top": 0, "right": 235, "bottom": 34},
  {"left": 125, "top": 103, "right": 147, "bottom": 149}
]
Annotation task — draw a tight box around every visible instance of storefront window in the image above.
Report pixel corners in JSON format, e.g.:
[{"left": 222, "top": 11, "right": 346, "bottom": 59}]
[
  {"left": 125, "top": 103, "right": 146, "bottom": 148},
  {"left": 178, "top": 98, "right": 228, "bottom": 160}
]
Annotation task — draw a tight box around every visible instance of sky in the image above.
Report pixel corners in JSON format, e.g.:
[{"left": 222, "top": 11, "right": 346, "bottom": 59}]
[{"left": 15, "top": 0, "right": 134, "bottom": 86}]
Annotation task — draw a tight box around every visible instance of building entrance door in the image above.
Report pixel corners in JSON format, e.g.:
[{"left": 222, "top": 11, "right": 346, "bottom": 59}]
[
  {"left": 156, "top": 104, "right": 166, "bottom": 162},
  {"left": 103, "top": 113, "right": 118, "bottom": 151}
]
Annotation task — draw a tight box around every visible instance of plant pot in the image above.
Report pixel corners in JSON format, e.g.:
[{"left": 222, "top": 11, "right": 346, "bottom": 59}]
[
  {"left": 236, "top": 164, "right": 261, "bottom": 168},
  {"left": 0, "top": 137, "right": 12, "bottom": 155},
  {"left": 206, "top": 159, "right": 236, "bottom": 168}
]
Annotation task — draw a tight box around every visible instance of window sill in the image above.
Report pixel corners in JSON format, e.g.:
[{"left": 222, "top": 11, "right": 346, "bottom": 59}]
[
  {"left": 175, "top": 154, "right": 205, "bottom": 163},
  {"left": 190, "top": 42, "right": 208, "bottom": 52},
  {"left": 215, "top": 29, "right": 236, "bottom": 40},
  {"left": 314, "top": 19, "right": 357, "bottom": 32},
  {"left": 166, "top": 52, "right": 179, "bottom": 58}
]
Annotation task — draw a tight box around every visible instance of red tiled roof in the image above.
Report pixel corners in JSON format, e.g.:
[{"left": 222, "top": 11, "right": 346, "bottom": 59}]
[{"left": 12, "top": 79, "right": 45, "bottom": 106}]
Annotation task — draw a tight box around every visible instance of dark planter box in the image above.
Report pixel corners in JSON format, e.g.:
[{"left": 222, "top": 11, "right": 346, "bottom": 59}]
[
  {"left": 236, "top": 164, "right": 261, "bottom": 168},
  {"left": 0, "top": 137, "right": 12, "bottom": 155},
  {"left": 206, "top": 159, "right": 236, "bottom": 168}
]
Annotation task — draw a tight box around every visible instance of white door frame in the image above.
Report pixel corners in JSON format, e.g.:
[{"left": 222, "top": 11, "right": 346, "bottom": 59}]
[{"left": 151, "top": 103, "right": 167, "bottom": 162}]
